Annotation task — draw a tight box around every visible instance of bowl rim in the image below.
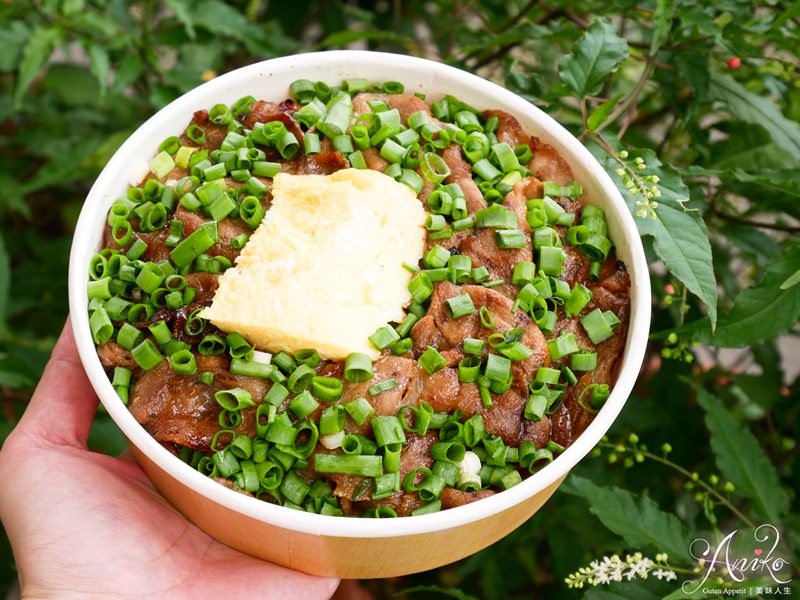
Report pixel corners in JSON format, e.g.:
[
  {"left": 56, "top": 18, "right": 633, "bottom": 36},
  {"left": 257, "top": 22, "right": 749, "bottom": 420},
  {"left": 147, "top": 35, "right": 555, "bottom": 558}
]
[{"left": 68, "top": 50, "right": 651, "bottom": 538}]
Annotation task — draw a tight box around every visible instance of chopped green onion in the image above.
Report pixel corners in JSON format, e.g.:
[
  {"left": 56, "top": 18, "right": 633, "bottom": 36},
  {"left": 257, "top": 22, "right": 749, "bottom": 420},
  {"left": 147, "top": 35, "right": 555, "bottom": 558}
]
[
  {"left": 543, "top": 181, "right": 583, "bottom": 199},
  {"left": 571, "top": 351, "right": 598, "bottom": 372},
  {"left": 311, "top": 376, "right": 343, "bottom": 402},
  {"left": 168, "top": 349, "right": 197, "bottom": 376},
  {"left": 369, "top": 325, "right": 401, "bottom": 351},
  {"left": 370, "top": 415, "right": 405, "bottom": 448},
  {"left": 263, "top": 382, "right": 289, "bottom": 407},
  {"left": 484, "top": 353, "right": 511, "bottom": 385},
  {"left": 319, "top": 405, "right": 346, "bottom": 436},
  {"left": 369, "top": 379, "right": 398, "bottom": 397},
  {"left": 496, "top": 229, "right": 527, "bottom": 249},
  {"left": 287, "top": 364, "right": 315, "bottom": 393},
  {"left": 340, "top": 352, "right": 372, "bottom": 383},
  {"left": 476, "top": 204, "right": 517, "bottom": 229},
  {"left": 289, "top": 390, "right": 320, "bottom": 419},
  {"left": 408, "top": 271, "right": 433, "bottom": 303},
  {"left": 341, "top": 397, "right": 373, "bottom": 427},
  {"left": 394, "top": 313, "right": 419, "bottom": 338},
  {"left": 215, "top": 387, "right": 255, "bottom": 411},
  {"left": 446, "top": 293, "right": 475, "bottom": 319},
  {"left": 341, "top": 434, "right": 378, "bottom": 456},
  {"left": 424, "top": 244, "right": 451, "bottom": 269},
  {"left": 314, "top": 454, "right": 383, "bottom": 478},
  {"left": 547, "top": 333, "right": 579, "bottom": 361},
  {"left": 479, "top": 306, "right": 495, "bottom": 329},
  {"left": 149, "top": 151, "right": 175, "bottom": 178},
  {"left": 539, "top": 246, "right": 564, "bottom": 276},
  {"left": 564, "top": 283, "right": 592, "bottom": 318},
  {"left": 419, "top": 346, "right": 447, "bottom": 375},
  {"left": 131, "top": 339, "right": 163, "bottom": 371}
]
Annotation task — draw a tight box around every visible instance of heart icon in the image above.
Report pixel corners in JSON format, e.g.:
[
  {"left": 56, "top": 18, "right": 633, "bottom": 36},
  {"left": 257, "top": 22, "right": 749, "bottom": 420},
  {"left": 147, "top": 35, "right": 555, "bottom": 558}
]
[{"left": 754, "top": 549, "right": 763, "bottom": 556}]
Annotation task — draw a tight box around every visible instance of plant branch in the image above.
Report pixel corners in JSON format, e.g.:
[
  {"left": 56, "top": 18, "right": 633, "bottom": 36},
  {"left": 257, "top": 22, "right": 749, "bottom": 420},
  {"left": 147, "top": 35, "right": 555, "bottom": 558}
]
[
  {"left": 599, "top": 442, "right": 757, "bottom": 530},
  {"left": 596, "top": 59, "right": 656, "bottom": 137}
]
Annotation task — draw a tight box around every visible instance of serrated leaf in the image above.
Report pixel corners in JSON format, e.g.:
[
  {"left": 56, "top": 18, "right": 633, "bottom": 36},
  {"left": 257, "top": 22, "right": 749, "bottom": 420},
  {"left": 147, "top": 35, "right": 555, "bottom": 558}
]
[
  {"left": 651, "top": 0, "right": 675, "bottom": 55},
  {"left": 87, "top": 43, "right": 110, "bottom": 97},
  {"left": 165, "top": 0, "right": 196, "bottom": 40},
  {"left": 588, "top": 93, "right": 624, "bottom": 131},
  {"left": 559, "top": 18, "right": 629, "bottom": 98},
  {"left": 694, "top": 386, "right": 790, "bottom": 523},
  {"left": 710, "top": 72, "right": 800, "bottom": 163},
  {"left": 14, "top": 26, "right": 61, "bottom": 109},
  {"left": 561, "top": 475, "right": 691, "bottom": 561},
  {"left": 603, "top": 148, "right": 717, "bottom": 327},
  {"left": 690, "top": 242, "right": 800, "bottom": 347}
]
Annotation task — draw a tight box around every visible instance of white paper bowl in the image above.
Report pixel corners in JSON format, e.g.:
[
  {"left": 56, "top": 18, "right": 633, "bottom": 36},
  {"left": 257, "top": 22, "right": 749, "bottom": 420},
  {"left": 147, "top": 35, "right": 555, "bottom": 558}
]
[{"left": 68, "top": 50, "right": 651, "bottom": 578}]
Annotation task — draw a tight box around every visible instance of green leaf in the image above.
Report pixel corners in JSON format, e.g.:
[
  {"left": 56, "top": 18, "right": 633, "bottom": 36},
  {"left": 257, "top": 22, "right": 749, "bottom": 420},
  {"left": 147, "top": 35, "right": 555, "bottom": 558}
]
[
  {"left": 559, "top": 18, "right": 629, "bottom": 98},
  {"left": 61, "top": 0, "right": 85, "bottom": 16},
  {"left": 401, "top": 585, "right": 480, "bottom": 600},
  {"left": 682, "top": 166, "right": 800, "bottom": 198},
  {"left": 87, "top": 43, "right": 110, "bottom": 97},
  {"left": 318, "top": 29, "right": 414, "bottom": 49},
  {"left": 165, "top": 0, "right": 196, "bottom": 40},
  {"left": 192, "top": 0, "right": 272, "bottom": 54},
  {"left": 40, "top": 64, "right": 100, "bottom": 106},
  {"left": 561, "top": 475, "right": 691, "bottom": 561},
  {"left": 112, "top": 54, "right": 144, "bottom": 93},
  {"left": 0, "top": 173, "right": 29, "bottom": 217},
  {"left": 710, "top": 72, "right": 800, "bottom": 164},
  {"left": 780, "top": 269, "right": 800, "bottom": 290},
  {"left": 672, "top": 51, "right": 708, "bottom": 124},
  {"left": 587, "top": 583, "right": 666, "bottom": 600},
  {"left": 694, "top": 386, "right": 790, "bottom": 523},
  {"left": 603, "top": 148, "right": 718, "bottom": 327},
  {"left": 588, "top": 93, "right": 624, "bottom": 132},
  {"left": 14, "top": 25, "right": 62, "bottom": 109},
  {"left": 709, "top": 122, "right": 797, "bottom": 171},
  {"left": 665, "top": 580, "right": 774, "bottom": 599},
  {"left": 0, "top": 21, "right": 30, "bottom": 72},
  {"left": 651, "top": 0, "right": 675, "bottom": 55},
  {"left": 0, "top": 232, "right": 9, "bottom": 332},
  {"left": 690, "top": 242, "right": 800, "bottom": 347}
]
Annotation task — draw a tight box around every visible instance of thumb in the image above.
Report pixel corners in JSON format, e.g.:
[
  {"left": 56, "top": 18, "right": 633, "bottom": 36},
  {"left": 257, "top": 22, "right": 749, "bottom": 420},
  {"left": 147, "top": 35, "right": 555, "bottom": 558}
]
[{"left": 19, "top": 316, "right": 99, "bottom": 448}]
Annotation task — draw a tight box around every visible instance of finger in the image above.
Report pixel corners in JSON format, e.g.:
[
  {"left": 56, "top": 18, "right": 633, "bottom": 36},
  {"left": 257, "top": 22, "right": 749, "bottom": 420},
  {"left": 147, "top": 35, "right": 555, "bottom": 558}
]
[{"left": 20, "top": 316, "right": 99, "bottom": 448}]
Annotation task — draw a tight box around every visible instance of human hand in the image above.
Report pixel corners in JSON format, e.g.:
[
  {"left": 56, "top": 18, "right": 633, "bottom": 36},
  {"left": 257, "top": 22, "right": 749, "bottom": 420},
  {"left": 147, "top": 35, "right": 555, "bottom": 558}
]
[{"left": 0, "top": 319, "right": 339, "bottom": 600}]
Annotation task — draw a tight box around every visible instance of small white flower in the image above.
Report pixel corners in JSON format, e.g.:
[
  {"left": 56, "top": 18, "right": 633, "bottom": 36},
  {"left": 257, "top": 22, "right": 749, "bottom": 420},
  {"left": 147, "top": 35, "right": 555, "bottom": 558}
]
[{"left": 565, "top": 552, "right": 673, "bottom": 589}]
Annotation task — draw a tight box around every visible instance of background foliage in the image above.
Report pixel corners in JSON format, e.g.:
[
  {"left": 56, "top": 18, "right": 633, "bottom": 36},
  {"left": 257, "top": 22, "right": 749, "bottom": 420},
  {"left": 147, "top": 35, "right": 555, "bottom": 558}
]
[{"left": 0, "top": 1, "right": 798, "bottom": 598}]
